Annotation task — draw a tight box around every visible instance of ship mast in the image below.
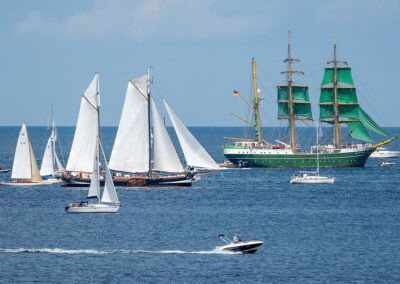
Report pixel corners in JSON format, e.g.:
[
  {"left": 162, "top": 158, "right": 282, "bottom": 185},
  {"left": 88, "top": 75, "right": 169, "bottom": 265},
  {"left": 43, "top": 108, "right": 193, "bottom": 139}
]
[
  {"left": 327, "top": 40, "right": 347, "bottom": 147},
  {"left": 252, "top": 58, "right": 261, "bottom": 143},
  {"left": 281, "top": 31, "right": 304, "bottom": 152},
  {"left": 147, "top": 66, "right": 152, "bottom": 177}
]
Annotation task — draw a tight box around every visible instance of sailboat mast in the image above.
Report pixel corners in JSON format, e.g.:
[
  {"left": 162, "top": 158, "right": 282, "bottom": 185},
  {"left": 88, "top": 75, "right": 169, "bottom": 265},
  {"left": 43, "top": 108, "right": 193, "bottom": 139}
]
[
  {"left": 96, "top": 73, "right": 101, "bottom": 204},
  {"left": 316, "top": 122, "right": 320, "bottom": 176},
  {"left": 51, "top": 105, "right": 56, "bottom": 172},
  {"left": 333, "top": 40, "right": 340, "bottom": 147},
  {"left": 287, "top": 34, "right": 296, "bottom": 152},
  {"left": 252, "top": 58, "right": 261, "bottom": 143},
  {"left": 147, "top": 67, "right": 152, "bottom": 177}
]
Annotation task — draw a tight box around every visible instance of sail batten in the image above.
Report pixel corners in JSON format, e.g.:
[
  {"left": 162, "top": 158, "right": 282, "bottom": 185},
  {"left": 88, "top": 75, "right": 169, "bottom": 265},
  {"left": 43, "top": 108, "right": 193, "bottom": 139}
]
[
  {"left": 109, "top": 75, "right": 149, "bottom": 173},
  {"left": 66, "top": 74, "right": 100, "bottom": 172},
  {"left": 164, "top": 99, "right": 220, "bottom": 170},
  {"left": 151, "top": 98, "right": 184, "bottom": 173}
]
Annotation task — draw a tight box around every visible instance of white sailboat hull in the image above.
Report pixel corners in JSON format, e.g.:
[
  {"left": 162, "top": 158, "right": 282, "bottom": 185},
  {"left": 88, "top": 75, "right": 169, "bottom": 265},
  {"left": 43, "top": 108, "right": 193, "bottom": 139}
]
[
  {"left": 290, "top": 175, "right": 335, "bottom": 184},
  {"left": 65, "top": 202, "right": 120, "bottom": 213}
]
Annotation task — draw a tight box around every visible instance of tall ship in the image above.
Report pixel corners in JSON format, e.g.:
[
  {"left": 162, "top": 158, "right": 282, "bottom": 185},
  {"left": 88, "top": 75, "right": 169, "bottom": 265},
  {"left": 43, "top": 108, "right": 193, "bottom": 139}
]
[
  {"left": 63, "top": 70, "right": 219, "bottom": 187},
  {"left": 223, "top": 36, "right": 397, "bottom": 168}
]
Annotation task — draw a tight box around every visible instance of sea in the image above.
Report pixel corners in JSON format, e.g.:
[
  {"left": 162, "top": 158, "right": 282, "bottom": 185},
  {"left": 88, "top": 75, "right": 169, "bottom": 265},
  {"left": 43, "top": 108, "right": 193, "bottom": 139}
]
[{"left": 0, "top": 126, "right": 399, "bottom": 283}]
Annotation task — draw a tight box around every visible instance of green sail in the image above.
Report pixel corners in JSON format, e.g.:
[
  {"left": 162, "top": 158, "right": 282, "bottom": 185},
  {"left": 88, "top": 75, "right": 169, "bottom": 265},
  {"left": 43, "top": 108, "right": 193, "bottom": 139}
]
[
  {"left": 359, "top": 107, "right": 387, "bottom": 137},
  {"left": 277, "top": 85, "right": 312, "bottom": 119},
  {"left": 348, "top": 121, "right": 373, "bottom": 142},
  {"left": 320, "top": 87, "right": 358, "bottom": 103},
  {"left": 278, "top": 86, "right": 310, "bottom": 101},
  {"left": 321, "top": 67, "right": 354, "bottom": 86}
]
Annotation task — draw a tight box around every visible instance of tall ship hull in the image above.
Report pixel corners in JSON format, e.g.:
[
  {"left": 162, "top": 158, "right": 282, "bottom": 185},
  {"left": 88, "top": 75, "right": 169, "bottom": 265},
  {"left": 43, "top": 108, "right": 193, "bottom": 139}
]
[
  {"left": 62, "top": 173, "right": 193, "bottom": 187},
  {"left": 224, "top": 146, "right": 374, "bottom": 168}
]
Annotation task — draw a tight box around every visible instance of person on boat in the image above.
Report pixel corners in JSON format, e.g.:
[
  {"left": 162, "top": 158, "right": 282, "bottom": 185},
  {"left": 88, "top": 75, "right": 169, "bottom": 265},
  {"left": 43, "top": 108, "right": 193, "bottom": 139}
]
[
  {"left": 243, "top": 238, "right": 248, "bottom": 243},
  {"left": 233, "top": 235, "right": 240, "bottom": 243}
]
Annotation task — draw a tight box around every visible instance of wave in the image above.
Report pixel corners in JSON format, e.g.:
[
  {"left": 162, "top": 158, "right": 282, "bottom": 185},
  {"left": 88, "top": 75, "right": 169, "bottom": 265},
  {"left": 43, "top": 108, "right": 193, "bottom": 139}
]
[{"left": 0, "top": 247, "right": 239, "bottom": 255}]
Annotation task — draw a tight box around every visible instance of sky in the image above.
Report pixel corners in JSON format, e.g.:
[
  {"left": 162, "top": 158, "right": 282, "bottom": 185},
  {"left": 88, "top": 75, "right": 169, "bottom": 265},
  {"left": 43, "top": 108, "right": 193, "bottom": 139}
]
[{"left": 0, "top": 0, "right": 399, "bottom": 127}]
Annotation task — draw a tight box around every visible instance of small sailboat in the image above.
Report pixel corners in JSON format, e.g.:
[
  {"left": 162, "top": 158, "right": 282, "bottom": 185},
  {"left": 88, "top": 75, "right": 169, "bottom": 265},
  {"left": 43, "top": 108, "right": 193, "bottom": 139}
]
[
  {"left": 40, "top": 107, "right": 64, "bottom": 182},
  {"left": 290, "top": 123, "right": 335, "bottom": 184},
  {"left": 65, "top": 139, "right": 120, "bottom": 213},
  {"left": 1, "top": 123, "right": 55, "bottom": 186}
]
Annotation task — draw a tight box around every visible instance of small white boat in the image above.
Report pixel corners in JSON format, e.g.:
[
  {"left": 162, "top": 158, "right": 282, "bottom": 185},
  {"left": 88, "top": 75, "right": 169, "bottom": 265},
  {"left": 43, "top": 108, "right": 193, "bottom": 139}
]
[
  {"left": 379, "top": 161, "right": 396, "bottom": 167},
  {"left": 0, "top": 167, "right": 10, "bottom": 173},
  {"left": 65, "top": 95, "right": 120, "bottom": 213},
  {"left": 1, "top": 123, "right": 54, "bottom": 186},
  {"left": 290, "top": 172, "right": 335, "bottom": 184},
  {"left": 217, "top": 235, "right": 263, "bottom": 254},
  {"left": 370, "top": 147, "right": 400, "bottom": 158}
]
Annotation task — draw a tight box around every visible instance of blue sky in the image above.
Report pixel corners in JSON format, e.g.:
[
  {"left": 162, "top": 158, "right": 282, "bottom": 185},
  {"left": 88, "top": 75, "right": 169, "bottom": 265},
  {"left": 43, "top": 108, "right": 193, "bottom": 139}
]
[{"left": 0, "top": 0, "right": 399, "bottom": 127}]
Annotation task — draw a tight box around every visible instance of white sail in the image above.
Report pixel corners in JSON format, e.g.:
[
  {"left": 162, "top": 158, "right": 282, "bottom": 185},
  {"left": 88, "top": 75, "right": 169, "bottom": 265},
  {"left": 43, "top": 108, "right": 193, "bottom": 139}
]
[
  {"left": 40, "top": 137, "right": 54, "bottom": 176},
  {"left": 151, "top": 98, "right": 184, "bottom": 173},
  {"left": 12, "top": 123, "right": 32, "bottom": 179},
  {"left": 66, "top": 74, "right": 100, "bottom": 172},
  {"left": 88, "top": 136, "right": 100, "bottom": 199},
  {"left": 109, "top": 75, "right": 149, "bottom": 173},
  {"left": 55, "top": 153, "right": 65, "bottom": 172},
  {"left": 163, "top": 100, "right": 220, "bottom": 170},
  {"left": 100, "top": 142, "right": 119, "bottom": 204}
]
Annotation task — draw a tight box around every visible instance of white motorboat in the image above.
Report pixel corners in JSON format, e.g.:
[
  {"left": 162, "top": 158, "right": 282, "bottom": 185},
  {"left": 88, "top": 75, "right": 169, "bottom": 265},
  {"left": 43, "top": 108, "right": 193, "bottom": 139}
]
[
  {"left": 65, "top": 89, "right": 120, "bottom": 213},
  {"left": 217, "top": 235, "right": 263, "bottom": 254},
  {"left": 379, "top": 161, "right": 396, "bottom": 167},
  {"left": 290, "top": 123, "right": 335, "bottom": 184},
  {"left": 290, "top": 172, "right": 335, "bottom": 184},
  {"left": 0, "top": 167, "right": 10, "bottom": 173},
  {"left": 370, "top": 147, "right": 400, "bottom": 158}
]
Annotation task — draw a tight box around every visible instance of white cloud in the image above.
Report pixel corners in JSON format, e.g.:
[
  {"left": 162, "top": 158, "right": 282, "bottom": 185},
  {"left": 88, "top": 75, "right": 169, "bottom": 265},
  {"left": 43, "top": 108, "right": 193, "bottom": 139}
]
[{"left": 13, "top": 0, "right": 271, "bottom": 40}]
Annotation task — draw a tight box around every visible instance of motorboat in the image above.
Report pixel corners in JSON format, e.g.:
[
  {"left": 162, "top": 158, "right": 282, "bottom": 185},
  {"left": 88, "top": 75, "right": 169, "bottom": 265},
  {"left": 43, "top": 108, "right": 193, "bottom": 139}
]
[
  {"left": 290, "top": 172, "right": 335, "bottom": 184},
  {"left": 370, "top": 147, "right": 400, "bottom": 158},
  {"left": 380, "top": 161, "right": 396, "bottom": 167},
  {"left": 0, "top": 167, "right": 10, "bottom": 173},
  {"left": 217, "top": 235, "right": 263, "bottom": 254}
]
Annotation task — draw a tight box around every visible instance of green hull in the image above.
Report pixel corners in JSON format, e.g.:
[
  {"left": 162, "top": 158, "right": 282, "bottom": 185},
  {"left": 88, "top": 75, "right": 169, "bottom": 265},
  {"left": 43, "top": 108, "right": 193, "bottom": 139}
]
[{"left": 224, "top": 148, "right": 375, "bottom": 168}]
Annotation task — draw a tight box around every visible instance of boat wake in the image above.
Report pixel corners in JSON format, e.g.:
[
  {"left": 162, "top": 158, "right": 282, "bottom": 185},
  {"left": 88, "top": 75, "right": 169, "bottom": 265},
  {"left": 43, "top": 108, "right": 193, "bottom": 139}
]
[{"left": 0, "top": 247, "right": 239, "bottom": 255}]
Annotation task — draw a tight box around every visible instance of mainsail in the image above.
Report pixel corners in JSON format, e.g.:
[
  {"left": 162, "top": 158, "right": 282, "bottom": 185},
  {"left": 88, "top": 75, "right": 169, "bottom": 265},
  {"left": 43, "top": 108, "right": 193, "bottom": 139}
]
[
  {"left": 66, "top": 74, "right": 100, "bottom": 172},
  {"left": 11, "top": 123, "right": 42, "bottom": 182},
  {"left": 319, "top": 42, "right": 387, "bottom": 144},
  {"left": 163, "top": 99, "right": 220, "bottom": 170},
  {"left": 151, "top": 98, "right": 184, "bottom": 173},
  {"left": 109, "top": 75, "right": 149, "bottom": 173}
]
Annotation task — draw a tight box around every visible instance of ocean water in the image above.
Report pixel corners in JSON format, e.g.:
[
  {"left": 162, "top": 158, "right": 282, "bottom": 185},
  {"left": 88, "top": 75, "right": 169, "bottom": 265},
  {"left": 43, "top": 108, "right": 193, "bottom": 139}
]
[{"left": 0, "top": 126, "right": 400, "bottom": 283}]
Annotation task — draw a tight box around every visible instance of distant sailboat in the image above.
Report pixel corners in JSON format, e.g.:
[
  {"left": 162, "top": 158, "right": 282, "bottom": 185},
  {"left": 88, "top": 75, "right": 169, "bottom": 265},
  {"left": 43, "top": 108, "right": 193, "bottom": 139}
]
[
  {"left": 40, "top": 107, "right": 64, "bottom": 182},
  {"left": 1, "top": 123, "right": 58, "bottom": 186}
]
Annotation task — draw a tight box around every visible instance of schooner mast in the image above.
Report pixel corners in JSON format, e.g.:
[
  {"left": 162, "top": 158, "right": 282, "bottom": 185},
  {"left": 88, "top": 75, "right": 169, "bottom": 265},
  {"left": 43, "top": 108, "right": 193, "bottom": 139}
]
[
  {"left": 278, "top": 32, "right": 313, "bottom": 152},
  {"left": 147, "top": 67, "right": 152, "bottom": 177}
]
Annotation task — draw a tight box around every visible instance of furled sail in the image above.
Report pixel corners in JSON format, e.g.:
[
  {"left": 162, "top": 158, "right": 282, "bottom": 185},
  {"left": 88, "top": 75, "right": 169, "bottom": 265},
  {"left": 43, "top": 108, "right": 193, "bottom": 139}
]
[
  {"left": 66, "top": 74, "right": 100, "bottom": 172},
  {"left": 109, "top": 75, "right": 149, "bottom": 173},
  {"left": 277, "top": 85, "right": 313, "bottom": 120},
  {"left": 100, "top": 141, "right": 119, "bottom": 204},
  {"left": 151, "top": 98, "right": 184, "bottom": 173},
  {"left": 163, "top": 99, "right": 220, "bottom": 170},
  {"left": 12, "top": 123, "right": 33, "bottom": 179}
]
